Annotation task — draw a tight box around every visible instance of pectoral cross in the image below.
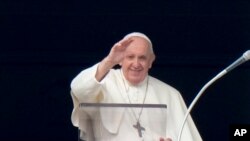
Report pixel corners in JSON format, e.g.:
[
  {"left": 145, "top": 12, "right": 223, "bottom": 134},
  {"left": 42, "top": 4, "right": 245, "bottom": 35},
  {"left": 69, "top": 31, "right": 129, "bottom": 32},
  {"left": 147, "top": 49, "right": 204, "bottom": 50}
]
[{"left": 133, "top": 121, "right": 145, "bottom": 137}]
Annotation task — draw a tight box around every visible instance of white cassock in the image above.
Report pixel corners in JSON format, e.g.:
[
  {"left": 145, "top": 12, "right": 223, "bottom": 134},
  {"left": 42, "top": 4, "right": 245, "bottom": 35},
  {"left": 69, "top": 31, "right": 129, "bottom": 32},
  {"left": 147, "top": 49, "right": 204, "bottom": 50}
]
[{"left": 70, "top": 63, "right": 202, "bottom": 141}]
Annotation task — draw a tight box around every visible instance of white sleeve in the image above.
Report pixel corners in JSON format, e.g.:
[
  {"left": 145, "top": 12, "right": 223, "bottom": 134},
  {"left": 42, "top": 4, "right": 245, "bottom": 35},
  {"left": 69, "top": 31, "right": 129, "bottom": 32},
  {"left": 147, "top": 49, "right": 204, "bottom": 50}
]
[
  {"left": 70, "top": 63, "right": 104, "bottom": 103},
  {"left": 166, "top": 91, "right": 202, "bottom": 141},
  {"left": 70, "top": 63, "right": 105, "bottom": 141}
]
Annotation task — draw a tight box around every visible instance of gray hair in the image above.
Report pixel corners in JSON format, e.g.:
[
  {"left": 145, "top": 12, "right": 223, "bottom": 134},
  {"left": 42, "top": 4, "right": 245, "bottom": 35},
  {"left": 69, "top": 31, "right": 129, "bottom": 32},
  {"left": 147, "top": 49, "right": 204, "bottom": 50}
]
[{"left": 123, "top": 32, "right": 154, "bottom": 54}]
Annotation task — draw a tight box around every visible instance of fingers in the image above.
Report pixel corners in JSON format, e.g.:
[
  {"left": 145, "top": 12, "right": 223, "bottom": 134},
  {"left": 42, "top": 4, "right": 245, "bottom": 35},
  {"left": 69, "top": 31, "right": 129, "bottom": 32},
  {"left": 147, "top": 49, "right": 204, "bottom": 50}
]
[
  {"left": 119, "top": 37, "right": 133, "bottom": 46},
  {"left": 159, "top": 137, "right": 172, "bottom": 141},
  {"left": 115, "top": 37, "right": 133, "bottom": 47},
  {"left": 160, "top": 138, "right": 165, "bottom": 141},
  {"left": 165, "top": 138, "right": 172, "bottom": 141},
  {"left": 112, "top": 37, "right": 133, "bottom": 52},
  {"left": 106, "top": 37, "right": 133, "bottom": 65}
]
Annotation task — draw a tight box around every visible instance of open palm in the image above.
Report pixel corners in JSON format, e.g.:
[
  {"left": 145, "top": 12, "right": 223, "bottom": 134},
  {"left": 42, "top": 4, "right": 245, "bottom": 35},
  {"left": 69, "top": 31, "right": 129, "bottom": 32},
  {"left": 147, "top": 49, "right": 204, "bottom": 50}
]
[{"left": 106, "top": 37, "right": 133, "bottom": 65}]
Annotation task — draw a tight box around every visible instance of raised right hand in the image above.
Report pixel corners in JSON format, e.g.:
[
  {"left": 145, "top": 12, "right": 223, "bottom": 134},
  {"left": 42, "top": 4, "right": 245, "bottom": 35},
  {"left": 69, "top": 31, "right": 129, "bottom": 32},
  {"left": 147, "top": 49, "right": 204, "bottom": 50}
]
[
  {"left": 105, "top": 37, "right": 133, "bottom": 66},
  {"left": 95, "top": 37, "right": 133, "bottom": 81}
]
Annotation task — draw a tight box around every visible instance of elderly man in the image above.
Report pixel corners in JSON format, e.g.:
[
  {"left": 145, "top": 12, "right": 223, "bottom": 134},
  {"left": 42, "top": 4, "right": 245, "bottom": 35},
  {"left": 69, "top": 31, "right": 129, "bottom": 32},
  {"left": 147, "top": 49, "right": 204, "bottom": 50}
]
[{"left": 70, "top": 32, "right": 202, "bottom": 141}]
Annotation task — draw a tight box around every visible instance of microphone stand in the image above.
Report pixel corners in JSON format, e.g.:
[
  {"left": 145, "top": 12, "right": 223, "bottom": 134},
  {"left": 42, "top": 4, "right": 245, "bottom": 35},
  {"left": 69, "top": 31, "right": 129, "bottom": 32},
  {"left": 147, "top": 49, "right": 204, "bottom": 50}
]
[
  {"left": 177, "top": 50, "right": 250, "bottom": 141},
  {"left": 177, "top": 69, "right": 226, "bottom": 141}
]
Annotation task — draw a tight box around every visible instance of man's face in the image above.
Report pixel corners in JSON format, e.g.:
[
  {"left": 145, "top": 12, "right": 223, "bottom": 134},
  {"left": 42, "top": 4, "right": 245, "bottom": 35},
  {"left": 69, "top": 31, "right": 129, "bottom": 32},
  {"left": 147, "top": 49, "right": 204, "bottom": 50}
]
[{"left": 121, "top": 37, "right": 155, "bottom": 85}]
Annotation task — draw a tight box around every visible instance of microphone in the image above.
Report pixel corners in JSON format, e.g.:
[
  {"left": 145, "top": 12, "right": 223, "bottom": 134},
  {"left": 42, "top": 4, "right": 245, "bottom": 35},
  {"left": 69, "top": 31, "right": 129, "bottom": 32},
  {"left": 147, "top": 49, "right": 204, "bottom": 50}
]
[
  {"left": 225, "top": 50, "right": 250, "bottom": 72},
  {"left": 177, "top": 50, "right": 250, "bottom": 141}
]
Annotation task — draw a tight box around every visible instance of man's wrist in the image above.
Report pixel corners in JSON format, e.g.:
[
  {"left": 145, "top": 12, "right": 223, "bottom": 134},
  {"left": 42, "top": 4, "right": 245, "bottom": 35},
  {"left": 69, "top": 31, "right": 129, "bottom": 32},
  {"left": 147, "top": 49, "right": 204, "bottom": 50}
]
[
  {"left": 103, "top": 57, "right": 116, "bottom": 69},
  {"left": 95, "top": 57, "right": 115, "bottom": 82}
]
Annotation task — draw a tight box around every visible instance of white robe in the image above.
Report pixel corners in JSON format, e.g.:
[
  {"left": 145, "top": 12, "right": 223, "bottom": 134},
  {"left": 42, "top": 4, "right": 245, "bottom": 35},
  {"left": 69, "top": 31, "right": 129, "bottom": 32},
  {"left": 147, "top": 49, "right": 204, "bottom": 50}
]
[{"left": 70, "top": 63, "right": 202, "bottom": 141}]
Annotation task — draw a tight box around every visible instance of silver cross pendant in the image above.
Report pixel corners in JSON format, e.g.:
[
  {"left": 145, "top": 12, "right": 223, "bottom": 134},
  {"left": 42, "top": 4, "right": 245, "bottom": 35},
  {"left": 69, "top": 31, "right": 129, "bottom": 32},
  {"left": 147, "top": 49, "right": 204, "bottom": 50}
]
[{"left": 133, "top": 121, "right": 145, "bottom": 137}]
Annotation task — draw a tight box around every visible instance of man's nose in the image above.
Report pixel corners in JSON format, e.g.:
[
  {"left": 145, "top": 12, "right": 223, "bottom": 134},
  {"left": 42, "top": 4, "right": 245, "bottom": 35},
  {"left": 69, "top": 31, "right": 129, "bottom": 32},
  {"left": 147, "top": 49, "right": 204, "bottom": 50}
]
[{"left": 132, "top": 58, "right": 140, "bottom": 67}]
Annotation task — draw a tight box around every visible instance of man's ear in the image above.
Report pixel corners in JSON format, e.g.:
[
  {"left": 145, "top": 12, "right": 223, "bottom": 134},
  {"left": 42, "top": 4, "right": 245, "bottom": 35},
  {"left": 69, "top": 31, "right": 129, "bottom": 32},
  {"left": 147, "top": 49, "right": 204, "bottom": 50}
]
[{"left": 149, "top": 54, "right": 156, "bottom": 69}]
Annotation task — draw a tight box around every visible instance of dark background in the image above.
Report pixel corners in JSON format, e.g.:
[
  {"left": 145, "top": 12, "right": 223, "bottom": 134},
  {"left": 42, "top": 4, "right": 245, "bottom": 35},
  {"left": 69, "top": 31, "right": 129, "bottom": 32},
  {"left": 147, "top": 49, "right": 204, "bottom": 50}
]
[{"left": 1, "top": 0, "right": 250, "bottom": 141}]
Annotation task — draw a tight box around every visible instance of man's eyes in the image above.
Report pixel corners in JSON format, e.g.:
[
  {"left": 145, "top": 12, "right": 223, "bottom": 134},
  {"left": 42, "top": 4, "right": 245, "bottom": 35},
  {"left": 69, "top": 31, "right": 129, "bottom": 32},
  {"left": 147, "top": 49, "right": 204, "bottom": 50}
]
[
  {"left": 139, "top": 56, "right": 147, "bottom": 60},
  {"left": 126, "top": 55, "right": 147, "bottom": 60},
  {"left": 126, "top": 55, "right": 134, "bottom": 59}
]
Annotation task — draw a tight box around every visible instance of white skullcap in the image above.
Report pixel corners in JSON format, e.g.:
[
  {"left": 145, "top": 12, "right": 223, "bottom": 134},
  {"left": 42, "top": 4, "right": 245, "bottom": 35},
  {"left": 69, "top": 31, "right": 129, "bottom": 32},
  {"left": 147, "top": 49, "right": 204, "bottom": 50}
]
[{"left": 123, "top": 32, "right": 154, "bottom": 53}]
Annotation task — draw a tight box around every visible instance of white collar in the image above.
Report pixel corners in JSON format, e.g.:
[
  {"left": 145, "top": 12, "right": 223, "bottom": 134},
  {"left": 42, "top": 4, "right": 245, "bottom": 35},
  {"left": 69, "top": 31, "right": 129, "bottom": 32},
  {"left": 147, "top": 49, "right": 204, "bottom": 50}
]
[{"left": 120, "top": 69, "right": 148, "bottom": 89}]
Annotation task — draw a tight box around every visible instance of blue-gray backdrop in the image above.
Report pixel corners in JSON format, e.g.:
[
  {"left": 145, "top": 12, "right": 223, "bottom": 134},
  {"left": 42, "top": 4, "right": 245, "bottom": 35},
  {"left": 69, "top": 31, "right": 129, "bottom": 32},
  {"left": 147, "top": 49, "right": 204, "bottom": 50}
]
[{"left": 1, "top": 0, "right": 250, "bottom": 141}]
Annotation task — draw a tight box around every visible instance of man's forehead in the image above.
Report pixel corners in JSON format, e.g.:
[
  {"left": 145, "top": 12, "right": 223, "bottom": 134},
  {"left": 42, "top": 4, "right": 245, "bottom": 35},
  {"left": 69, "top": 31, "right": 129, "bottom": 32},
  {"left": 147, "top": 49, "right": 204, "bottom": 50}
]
[
  {"left": 125, "top": 42, "right": 151, "bottom": 56},
  {"left": 124, "top": 33, "right": 153, "bottom": 54},
  {"left": 128, "top": 38, "right": 149, "bottom": 48},
  {"left": 130, "top": 36, "right": 150, "bottom": 45}
]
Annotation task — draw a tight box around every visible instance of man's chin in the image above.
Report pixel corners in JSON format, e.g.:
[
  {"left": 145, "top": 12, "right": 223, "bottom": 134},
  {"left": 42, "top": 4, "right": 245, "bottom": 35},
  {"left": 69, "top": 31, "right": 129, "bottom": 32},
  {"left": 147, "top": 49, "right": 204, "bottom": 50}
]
[
  {"left": 129, "top": 70, "right": 144, "bottom": 77},
  {"left": 128, "top": 77, "right": 143, "bottom": 85}
]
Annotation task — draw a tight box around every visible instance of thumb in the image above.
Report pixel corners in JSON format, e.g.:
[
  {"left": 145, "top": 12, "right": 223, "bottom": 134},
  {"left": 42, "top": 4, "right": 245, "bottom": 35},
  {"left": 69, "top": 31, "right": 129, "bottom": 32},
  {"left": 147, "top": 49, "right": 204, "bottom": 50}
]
[
  {"left": 165, "top": 138, "right": 172, "bottom": 141},
  {"left": 159, "top": 137, "right": 172, "bottom": 141}
]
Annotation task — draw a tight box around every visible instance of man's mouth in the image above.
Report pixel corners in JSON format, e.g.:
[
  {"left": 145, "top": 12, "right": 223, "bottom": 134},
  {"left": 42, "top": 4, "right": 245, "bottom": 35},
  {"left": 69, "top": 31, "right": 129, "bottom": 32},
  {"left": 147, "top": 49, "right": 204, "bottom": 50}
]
[{"left": 130, "top": 68, "right": 142, "bottom": 72}]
